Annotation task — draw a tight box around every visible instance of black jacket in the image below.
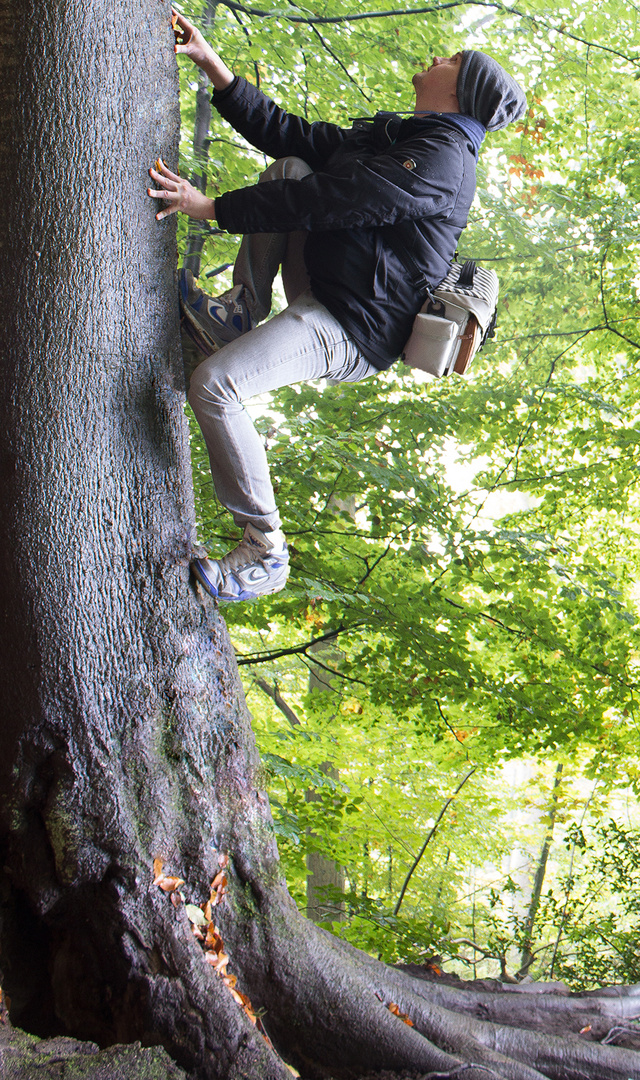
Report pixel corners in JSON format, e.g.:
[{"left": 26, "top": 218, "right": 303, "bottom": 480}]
[{"left": 213, "top": 77, "right": 478, "bottom": 369}]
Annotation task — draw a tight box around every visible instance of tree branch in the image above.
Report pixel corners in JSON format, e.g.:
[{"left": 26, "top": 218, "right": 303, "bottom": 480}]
[
  {"left": 254, "top": 676, "right": 301, "bottom": 726},
  {"left": 236, "top": 624, "right": 348, "bottom": 664},
  {"left": 220, "top": 0, "right": 486, "bottom": 25},
  {"left": 393, "top": 767, "right": 477, "bottom": 916},
  {"left": 237, "top": 624, "right": 369, "bottom": 685},
  {"left": 218, "top": 0, "right": 640, "bottom": 60}
]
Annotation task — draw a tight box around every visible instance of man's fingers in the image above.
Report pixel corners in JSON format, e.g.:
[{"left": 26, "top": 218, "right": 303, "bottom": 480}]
[
  {"left": 148, "top": 167, "right": 180, "bottom": 188},
  {"left": 148, "top": 179, "right": 178, "bottom": 194},
  {"left": 147, "top": 187, "right": 177, "bottom": 200},
  {"left": 148, "top": 170, "right": 175, "bottom": 190},
  {"left": 172, "top": 10, "right": 194, "bottom": 34},
  {"left": 156, "top": 204, "right": 179, "bottom": 220}
]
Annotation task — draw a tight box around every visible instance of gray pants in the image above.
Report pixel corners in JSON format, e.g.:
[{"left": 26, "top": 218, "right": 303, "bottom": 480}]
[{"left": 188, "top": 157, "right": 377, "bottom": 533}]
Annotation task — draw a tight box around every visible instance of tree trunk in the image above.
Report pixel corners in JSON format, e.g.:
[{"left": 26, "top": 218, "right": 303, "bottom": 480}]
[
  {"left": 1, "top": 4, "right": 640, "bottom": 1080},
  {"left": 0, "top": 2, "right": 286, "bottom": 1076},
  {"left": 306, "top": 642, "right": 345, "bottom": 924},
  {"left": 520, "top": 764, "right": 563, "bottom": 976}
]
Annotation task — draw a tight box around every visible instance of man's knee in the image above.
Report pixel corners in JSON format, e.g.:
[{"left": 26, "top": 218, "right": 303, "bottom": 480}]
[
  {"left": 188, "top": 358, "right": 229, "bottom": 416},
  {"left": 189, "top": 349, "right": 252, "bottom": 415},
  {"left": 259, "top": 156, "right": 313, "bottom": 183}
]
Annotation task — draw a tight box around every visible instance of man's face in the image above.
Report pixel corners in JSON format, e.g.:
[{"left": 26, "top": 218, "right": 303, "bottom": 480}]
[{"left": 412, "top": 53, "right": 463, "bottom": 101}]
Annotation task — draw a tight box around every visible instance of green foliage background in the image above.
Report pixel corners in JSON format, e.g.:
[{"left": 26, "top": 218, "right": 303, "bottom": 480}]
[{"left": 176, "top": 0, "right": 640, "bottom": 986}]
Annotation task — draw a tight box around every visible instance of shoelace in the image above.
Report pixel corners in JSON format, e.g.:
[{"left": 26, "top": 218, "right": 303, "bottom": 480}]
[
  {"left": 217, "top": 284, "right": 244, "bottom": 309},
  {"left": 217, "top": 537, "right": 269, "bottom": 574}
]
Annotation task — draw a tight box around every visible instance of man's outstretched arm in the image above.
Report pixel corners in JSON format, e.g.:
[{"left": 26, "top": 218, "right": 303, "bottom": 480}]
[
  {"left": 175, "top": 9, "right": 346, "bottom": 168},
  {"left": 172, "top": 9, "right": 234, "bottom": 92}
]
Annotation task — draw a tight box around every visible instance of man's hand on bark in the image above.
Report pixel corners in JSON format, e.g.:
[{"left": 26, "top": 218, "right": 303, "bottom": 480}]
[
  {"left": 147, "top": 159, "right": 216, "bottom": 221},
  {"left": 172, "top": 8, "right": 234, "bottom": 90}
]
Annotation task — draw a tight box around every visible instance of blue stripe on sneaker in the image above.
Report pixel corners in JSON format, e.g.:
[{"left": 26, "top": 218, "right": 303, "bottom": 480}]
[{"left": 193, "top": 559, "right": 220, "bottom": 598}]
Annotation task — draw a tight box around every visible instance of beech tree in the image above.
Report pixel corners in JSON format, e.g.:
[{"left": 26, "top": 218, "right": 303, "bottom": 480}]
[{"left": 2, "top": 1, "right": 640, "bottom": 1079}]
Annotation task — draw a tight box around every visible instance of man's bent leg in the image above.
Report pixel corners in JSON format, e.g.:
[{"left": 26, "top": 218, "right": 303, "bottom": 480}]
[
  {"left": 180, "top": 157, "right": 312, "bottom": 364},
  {"left": 232, "top": 156, "right": 313, "bottom": 321},
  {"left": 188, "top": 291, "right": 377, "bottom": 599}
]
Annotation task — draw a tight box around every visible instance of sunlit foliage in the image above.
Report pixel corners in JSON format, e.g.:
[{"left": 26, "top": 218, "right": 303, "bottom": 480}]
[{"left": 178, "top": 0, "right": 640, "bottom": 985}]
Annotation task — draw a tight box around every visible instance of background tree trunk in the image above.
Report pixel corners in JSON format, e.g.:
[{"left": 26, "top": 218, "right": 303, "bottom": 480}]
[
  {"left": 520, "top": 764, "right": 563, "bottom": 976},
  {"left": 182, "top": 0, "right": 216, "bottom": 280},
  {"left": 1, "top": 3, "right": 640, "bottom": 1080},
  {"left": 306, "top": 641, "right": 346, "bottom": 924}
]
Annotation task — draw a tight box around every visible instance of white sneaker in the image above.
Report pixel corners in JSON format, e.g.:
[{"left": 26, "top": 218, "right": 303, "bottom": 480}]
[{"left": 192, "top": 524, "right": 289, "bottom": 601}]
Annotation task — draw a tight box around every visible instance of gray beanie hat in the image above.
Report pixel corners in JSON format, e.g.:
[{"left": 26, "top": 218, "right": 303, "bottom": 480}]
[{"left": 457, "top": 51, "right": 526, "bottom": 131}]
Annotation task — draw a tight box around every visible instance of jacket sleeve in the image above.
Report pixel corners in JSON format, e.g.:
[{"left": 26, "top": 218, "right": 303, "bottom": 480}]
[
  {"left": 212, "top": 76, "right": 349, "bottom": 169},
  {"left": 214, "top": 131, "right": 467, "bottom": 235}
]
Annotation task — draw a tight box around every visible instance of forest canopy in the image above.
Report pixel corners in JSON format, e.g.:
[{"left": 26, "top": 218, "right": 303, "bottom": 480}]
[{"left": 178, "top": 0, "right": 640, "bottom": 990}]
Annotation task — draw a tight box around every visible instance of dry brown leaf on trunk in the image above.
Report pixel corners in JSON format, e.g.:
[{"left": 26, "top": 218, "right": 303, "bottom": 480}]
[
  {"left": 205, "top": 922, "right": 223, "bottom": 951},
  {"left": 387, "top": 1002, "right": 414, "bottom": 1026},
  {"left": 204, "top": 950, "right": 229, "bottom": 973},
  {"left": 154, "top": 875, "right": 185, "bottom": 893}
]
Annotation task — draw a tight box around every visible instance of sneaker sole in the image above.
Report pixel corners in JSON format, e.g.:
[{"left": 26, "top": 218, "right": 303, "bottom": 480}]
[
  {"left": 180, "top": 302, "right": 223, "bottom": 356},
  {"left": 192, "top": 558, "right": 289, "bottom": 602},
  {"left": 181, "top": 314, "right": 219, "bottom": 361},
  {"left": 192, "top": 558, "right": 221, "bottom": 598},
  {"left": 178, "top": 269, "right": 225, "bottom": 354},
  {"left": 178, "top": 269, "right": 253, "bottom": 351}
]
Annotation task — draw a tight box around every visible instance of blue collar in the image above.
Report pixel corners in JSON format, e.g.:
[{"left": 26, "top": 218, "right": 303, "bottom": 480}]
[
  {"left": 354, "top": 110, "right": 486, "bottom": 156},
  {"left": 411, "top": 111, "right": 486, "bottom": 155}
]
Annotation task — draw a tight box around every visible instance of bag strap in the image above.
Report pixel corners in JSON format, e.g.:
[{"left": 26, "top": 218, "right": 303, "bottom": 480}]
[
  {"left": 384, "top": 221, "right": 478, "bottom": 300},
  {"left": 456, "top": 259, "right": 477, "bottom": 289},
  {"left": 383, "top": 221, "right": 435, "bottom": 298}
]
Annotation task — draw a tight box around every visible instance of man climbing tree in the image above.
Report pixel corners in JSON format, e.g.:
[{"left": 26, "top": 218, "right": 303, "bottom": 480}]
[{"left": 148, "top": 10, "right": 525, "bottom": 602}]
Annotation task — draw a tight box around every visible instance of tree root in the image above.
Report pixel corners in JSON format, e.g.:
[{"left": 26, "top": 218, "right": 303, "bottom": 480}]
[{"left": 217, "top": 878, "right": 640, "bottom": 1080}]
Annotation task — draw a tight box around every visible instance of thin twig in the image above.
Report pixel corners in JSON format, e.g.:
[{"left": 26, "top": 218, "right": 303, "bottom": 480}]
[
  {"left": 393, "top": 767, "right": 477, "bottom": 916},
  {"left": 601, "top": 1015, "right": 640, "bottom": 1045},
  {"left": 254, "top": 676, "right": 301, "bottom": 726},
  {"left": 423, "top": 1065, "right": 509, "bottom": 1079},
  {"left": 310, "top": 23, "right": 372, "bottom": 102}
]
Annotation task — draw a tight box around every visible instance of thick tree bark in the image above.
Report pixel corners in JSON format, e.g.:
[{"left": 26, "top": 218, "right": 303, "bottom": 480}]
[
  {"left": 0, "top": 2, "right": 287, "bottom": 1077},
  {"left": 1, "top": 4, "right": 640, "bottom": 1080}
]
